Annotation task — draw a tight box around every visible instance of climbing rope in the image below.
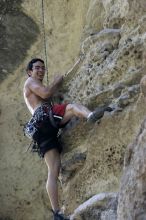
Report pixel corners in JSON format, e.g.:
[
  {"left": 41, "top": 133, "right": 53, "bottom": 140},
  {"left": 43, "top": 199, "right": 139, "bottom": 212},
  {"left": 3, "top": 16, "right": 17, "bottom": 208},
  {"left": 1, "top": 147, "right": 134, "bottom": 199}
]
[
  {"left": 41, "top": 0, "right": 49, "bottom": 84},
  {"left": 40, "top": 0, "right": 85, "bottom": 84}
]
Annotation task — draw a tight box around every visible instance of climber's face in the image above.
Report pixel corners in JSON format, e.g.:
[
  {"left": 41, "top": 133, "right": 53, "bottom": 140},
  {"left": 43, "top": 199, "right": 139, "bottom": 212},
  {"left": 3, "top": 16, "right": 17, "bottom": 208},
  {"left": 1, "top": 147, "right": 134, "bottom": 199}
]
[{"left": 29, "top": 61, "right": 46, "bottom": 81}]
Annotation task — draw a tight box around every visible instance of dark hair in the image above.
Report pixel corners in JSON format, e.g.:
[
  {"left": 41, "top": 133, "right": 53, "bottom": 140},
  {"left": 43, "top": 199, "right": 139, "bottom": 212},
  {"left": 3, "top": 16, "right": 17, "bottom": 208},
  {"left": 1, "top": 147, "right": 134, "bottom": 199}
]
[{"left": 26, "top": 58, "right": 44, "bottom": 74}]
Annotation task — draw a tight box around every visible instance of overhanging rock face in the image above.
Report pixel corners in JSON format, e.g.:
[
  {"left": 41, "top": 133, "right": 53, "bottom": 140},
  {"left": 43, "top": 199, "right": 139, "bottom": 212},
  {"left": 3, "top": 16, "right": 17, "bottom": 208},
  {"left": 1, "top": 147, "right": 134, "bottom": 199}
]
[{"left": 117, "top": 118, "right": 146, "bottom": 220}]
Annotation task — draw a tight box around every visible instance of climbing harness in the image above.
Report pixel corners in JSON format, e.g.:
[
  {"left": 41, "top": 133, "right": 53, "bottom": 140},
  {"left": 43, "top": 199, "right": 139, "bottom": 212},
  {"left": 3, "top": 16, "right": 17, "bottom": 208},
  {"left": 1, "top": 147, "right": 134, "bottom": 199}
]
[
  {"left": 23, "top": 103, "right": 62, "bottom": 156},
  {"left": 24, "top": 103, "right": 59, "bottom": 140}
]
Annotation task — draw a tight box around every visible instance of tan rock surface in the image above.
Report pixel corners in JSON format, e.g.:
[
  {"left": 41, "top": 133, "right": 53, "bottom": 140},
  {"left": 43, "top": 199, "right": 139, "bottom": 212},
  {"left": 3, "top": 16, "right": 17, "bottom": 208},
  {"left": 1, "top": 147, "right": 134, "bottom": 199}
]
[
  {"left": 117, "top": 97, "right": 146, "bottom": 220},
  {"left": 0, "top": 0, "right": 146, "bottom": 219}
]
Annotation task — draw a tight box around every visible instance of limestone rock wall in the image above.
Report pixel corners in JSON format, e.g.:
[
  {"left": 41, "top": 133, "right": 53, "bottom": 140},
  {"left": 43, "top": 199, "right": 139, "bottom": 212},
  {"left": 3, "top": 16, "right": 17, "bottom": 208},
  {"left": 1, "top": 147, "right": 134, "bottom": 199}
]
[
  {"left": 0, "top": 0, "right": 146, "bottom": 219},
  {"left": 117, "top": 111, "right": 146, "bottom": 220}
]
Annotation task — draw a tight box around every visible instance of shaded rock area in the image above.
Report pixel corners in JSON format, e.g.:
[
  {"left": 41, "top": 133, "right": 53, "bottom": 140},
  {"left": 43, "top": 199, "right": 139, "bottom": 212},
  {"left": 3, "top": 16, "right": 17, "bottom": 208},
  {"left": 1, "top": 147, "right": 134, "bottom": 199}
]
[
  {"left": 117, "top": 117, "right": 146, "bottom": 220},
  {"left": 1, "top": 0, "right": 146, "bottom": 219},
  {"left": 0, "top": 0, "right": 39, "bottom": 82},
  {"left": 61, "top": 150, "right": 87, "bottom": 183}
]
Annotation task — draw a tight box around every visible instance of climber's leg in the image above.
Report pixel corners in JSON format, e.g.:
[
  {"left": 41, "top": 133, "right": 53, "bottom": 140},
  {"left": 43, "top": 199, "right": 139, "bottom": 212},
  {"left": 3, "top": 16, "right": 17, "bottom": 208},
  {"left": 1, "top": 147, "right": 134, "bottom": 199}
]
[
  {"left": 60, "top": 103, "right": 91, "bottom": 124},
  {"left": 61, "top": 103, "right": 113, "bottom": 125},
  {"left": 44, "top": 148, "right": 61, "bottom": 212}
]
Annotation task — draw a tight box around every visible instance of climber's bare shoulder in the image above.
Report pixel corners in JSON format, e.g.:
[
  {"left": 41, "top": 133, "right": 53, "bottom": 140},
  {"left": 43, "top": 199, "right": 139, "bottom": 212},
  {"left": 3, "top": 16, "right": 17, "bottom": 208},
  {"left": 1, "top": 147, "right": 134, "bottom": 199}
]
[{"left": 23, "top": 78, "right": 45, "bottom": 114}]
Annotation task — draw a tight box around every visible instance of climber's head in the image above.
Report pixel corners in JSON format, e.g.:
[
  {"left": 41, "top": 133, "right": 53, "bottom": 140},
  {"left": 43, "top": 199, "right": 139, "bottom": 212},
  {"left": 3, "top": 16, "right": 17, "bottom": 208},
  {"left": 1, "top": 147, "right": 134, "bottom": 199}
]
[
  {"left": 26, "top": 58, "right": 45, "bottom": 73},
  {"left": 26, "top": 58, "right": 45, "bottom": 81}
]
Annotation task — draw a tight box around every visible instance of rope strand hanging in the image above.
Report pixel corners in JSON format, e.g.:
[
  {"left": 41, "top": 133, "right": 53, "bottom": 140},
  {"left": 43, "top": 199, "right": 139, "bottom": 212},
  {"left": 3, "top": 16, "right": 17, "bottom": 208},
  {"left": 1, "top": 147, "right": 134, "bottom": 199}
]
[
  {"left": 40, "top": 0, "right": 85, "bottom": 86},
  {"left": 41, "top": 0, "right": 49, "bottom": 84}
]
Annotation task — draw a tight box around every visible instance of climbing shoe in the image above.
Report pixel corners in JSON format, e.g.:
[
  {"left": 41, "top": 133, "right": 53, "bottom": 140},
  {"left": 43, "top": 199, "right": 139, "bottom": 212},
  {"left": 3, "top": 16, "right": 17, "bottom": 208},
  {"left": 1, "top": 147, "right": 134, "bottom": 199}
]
[
  {"left": 52, "top": 210, "right": 70, "bottom": 220},
  {"left": 87, "top": 106, "right": 113, "bottom": 123}
]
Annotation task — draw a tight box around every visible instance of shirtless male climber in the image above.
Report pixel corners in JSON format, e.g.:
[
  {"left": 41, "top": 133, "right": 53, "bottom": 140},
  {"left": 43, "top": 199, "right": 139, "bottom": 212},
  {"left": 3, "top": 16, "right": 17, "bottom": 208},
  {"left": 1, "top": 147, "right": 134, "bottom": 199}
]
[{"left": 23, "top": 58, "right": 113, "bottom": 220}]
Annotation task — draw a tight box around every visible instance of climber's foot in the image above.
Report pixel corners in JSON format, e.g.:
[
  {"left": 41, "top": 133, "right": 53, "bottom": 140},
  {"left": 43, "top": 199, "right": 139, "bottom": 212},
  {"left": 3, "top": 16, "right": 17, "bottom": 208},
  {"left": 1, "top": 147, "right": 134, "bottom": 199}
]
[
  {"left": 52, "top": 210, "right": 70, "bottom": 220},
  {"left": 87, "top": 106, "right": 114, "bottom": 123}
]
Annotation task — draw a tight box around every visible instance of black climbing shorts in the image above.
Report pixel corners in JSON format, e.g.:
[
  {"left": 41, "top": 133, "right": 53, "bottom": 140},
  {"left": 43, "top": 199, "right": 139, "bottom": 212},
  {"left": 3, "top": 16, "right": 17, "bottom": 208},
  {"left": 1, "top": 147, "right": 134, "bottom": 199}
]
[{"left": 38, "top": 134, "right": 63, "bottom": 158}]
